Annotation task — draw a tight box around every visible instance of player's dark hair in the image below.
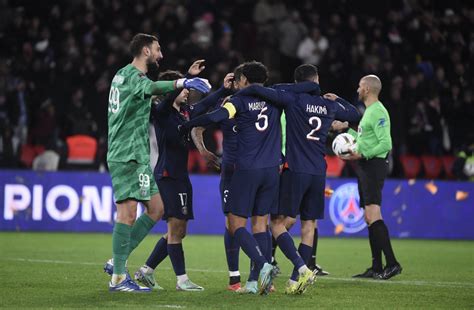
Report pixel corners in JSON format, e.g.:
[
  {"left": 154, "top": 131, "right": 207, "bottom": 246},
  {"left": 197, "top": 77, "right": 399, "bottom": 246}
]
[
  {"left": 158, "top": 70, "right": 183, "bottom": 81},
  {"left": 129, "top": 33, "right": 159, "bottom": 57},
  {"left": 294, "top": 64, "right": 318, "bottom": 82},
  {"left": 234, "top": 61, "right": 268, "bottom": 84}
]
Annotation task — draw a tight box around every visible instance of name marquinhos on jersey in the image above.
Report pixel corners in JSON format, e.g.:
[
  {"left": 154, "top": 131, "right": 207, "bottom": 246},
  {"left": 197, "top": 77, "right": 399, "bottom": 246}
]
[
  {"left": 248, "top": 101, "right": 267, "bottom": 111},
  {"left": 306, "top": 104, "right": 327, "bottom": 115}
]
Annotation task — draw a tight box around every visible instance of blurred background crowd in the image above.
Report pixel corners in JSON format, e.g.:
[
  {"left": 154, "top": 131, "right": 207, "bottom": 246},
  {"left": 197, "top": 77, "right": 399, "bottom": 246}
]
[{"left": 0, "top": 0, "right": 473, "bottom": 179}]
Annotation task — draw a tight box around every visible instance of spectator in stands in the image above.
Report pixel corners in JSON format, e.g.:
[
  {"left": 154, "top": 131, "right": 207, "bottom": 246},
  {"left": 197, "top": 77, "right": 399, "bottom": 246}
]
[{"left": 297, "top": 27, "right": 329, "bottom": 66}]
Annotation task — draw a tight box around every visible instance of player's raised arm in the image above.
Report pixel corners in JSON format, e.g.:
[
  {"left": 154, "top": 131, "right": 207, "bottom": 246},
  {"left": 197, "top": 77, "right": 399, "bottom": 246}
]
[
  {"left": 235, "top": 85, "right": 293, "bottom": 107},
  {"left": 323, "top": 93, "right": 361, "bottom": 123},
  {"left": 189, "top": 73, "right": 235, "bottom": 119}
]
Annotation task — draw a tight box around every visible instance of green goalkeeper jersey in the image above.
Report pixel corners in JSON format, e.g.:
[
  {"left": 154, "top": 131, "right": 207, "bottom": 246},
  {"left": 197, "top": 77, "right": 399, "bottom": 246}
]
[{"left": 107, "top": 64, "right": 175, "bottom": 164}]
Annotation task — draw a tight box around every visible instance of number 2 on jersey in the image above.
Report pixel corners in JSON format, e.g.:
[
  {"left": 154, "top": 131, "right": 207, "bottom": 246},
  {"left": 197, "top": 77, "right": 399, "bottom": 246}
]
[{"left": 306, "top": 116, "right": 322, "bottom": 141}]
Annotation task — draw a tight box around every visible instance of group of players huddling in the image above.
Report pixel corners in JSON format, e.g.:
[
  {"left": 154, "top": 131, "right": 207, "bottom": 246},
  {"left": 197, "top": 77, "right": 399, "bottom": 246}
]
[{"left": 103, "top": 33, "right": 399, "bottom": 295}]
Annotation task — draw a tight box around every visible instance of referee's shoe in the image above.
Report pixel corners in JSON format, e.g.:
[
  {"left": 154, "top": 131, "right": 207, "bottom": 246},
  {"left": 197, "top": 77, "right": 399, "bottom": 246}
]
[
  {"left": 377, "top": 263, "right": 403, "bottom": 280},
  {"left": 352, "top": 267, "right": 383, "bottom": 279}
]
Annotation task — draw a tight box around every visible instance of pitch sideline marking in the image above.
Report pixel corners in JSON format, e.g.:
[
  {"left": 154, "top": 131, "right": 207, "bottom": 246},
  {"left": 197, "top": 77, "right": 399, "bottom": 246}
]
[{"left": 4, "top": 257, "right": 474, "bottom": 289}]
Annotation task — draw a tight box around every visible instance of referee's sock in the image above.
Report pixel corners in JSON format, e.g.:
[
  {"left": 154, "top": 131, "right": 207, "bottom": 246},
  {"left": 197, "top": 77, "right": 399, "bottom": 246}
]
[
  {"left": 308, "top": 227, "right": 319, "bottom": 267},
  {"left": 271, "top": 236, "right": 278, "bottom": 263},
  {"left": 368, "top": 224, "right": 383, "bottom": 272},
  {"left": 371, "top": 220, "right": 398, "bottom": 267},
  {"left": 145, "top": 236, "right": 168, "bottom": 270}
]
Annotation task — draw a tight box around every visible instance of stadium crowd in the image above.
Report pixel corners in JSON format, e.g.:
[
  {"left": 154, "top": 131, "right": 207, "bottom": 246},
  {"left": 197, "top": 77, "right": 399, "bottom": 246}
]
[{"left": 0, "top": 0, "right": 473, "bottom": 178}]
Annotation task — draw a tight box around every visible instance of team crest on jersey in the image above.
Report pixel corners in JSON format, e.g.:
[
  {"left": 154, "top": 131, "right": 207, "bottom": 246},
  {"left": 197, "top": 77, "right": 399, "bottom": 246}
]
[
  {"left": 329, "top": 183, "right": 366, "bottom": 234},
  {"left": 357, "top": 126, "right": 363, "bottom": 135}
]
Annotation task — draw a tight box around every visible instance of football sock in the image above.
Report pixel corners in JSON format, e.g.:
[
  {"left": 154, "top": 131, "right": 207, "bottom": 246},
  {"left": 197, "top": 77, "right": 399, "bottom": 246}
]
[
  {"left": 248, "top": 232, "right": 268, "bottom": 281},
  {"left": 368, "top": 224, "right": 383, "bottom": 272},
  {"left": 112, "top": 222, "right": 132, "bottom": 275},
  {"left": 129, "top": 213, "right": 156, "bottom": 254},
  {"left": 224, "top": 228, "right": 240, "bottom": 274},
  {"left": 145, "top": 236, "right": 168, "bottom": 269},
  {"left": 234, "top": 227, "right": 267, "bottom": 271},
  {"left": 177, "top": 274, "right": 189, "bottom": 285},
  {"left": 276, "top": 232, "right": 305, "bottom": 270},
  {"left": 291, "top": 243, "right": 312, "bottom": 281},
  {"left": 309, "top": 227, "right": 319, "bottom": 266},
  {"left": 271, "top": 235, "right": 278, "bottom": 263},
  {"left": 265, "top": 229, "right": 273, "bottom": 262},
  {"left": 371, "top": 220, "right": 398, "bottom": 267},
  {"left": 168, "top": 243, "right": 186, "bottom": 276}
]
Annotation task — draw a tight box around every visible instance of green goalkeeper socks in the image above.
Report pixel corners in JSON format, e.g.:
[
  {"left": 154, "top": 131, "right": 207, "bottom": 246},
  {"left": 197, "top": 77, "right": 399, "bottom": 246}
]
[
  {"left": 129, "top": 214, "right": 156, "bottom": 254},
  {"left": 112, "top": 222, "right": 132, "bottom": 275}
]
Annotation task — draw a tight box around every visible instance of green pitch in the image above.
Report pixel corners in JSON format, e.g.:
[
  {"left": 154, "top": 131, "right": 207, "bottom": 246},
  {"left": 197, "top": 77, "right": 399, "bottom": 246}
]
[{"left": 1, "top": 232, "right": 473, "bottom": 309}]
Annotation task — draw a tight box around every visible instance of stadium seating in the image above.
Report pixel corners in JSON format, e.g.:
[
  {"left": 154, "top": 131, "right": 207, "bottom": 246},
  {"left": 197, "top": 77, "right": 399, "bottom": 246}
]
[
  {"left": 20, "top": 144, "right": 45, "bottom": 168},
  {"left": 420, "top": 155, "right": 442, "bottom": 179},
  {"left": 326, "top": 155, "right": 346, "bottom": 177},
  {"left": 399, "top": 155, "right": 421, "bottom": 179},
  {"left": 66, "top": 135, "right": 98, "bottom": 168},
  {"left": 441, "top": 155, "right": 456, "bottom": 179}
]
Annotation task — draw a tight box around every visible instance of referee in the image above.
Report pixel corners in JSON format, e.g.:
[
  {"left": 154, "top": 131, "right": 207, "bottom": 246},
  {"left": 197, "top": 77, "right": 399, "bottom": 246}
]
[{"left": 344, "top": 75, "right": 402, "bottom": 280}]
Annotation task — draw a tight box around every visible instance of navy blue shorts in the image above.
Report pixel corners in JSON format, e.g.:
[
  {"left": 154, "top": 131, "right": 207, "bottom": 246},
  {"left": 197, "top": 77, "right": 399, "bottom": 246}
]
[
  {"left": 277, "top": 169, "right": 325, "bottom": 220},
  {"left": 219, "top": 163, "right": 235, "bottom": 214},
  {"left": 157, "top": 177, "right": 194, "bottom": 221},
  {"left": 229, "top": 166, "right": 280, "bottom": 218}
]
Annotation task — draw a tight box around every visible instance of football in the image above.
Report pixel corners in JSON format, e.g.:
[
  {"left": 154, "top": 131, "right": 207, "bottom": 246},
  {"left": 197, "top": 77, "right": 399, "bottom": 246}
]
[{"left": 332, "top": 133, "right": 356, "bottom": 159}]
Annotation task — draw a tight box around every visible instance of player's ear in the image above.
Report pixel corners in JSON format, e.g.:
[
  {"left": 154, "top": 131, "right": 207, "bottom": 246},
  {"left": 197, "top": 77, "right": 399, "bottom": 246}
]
[{"left": 143, "top": 46, "right": 150, "bottom": 57}]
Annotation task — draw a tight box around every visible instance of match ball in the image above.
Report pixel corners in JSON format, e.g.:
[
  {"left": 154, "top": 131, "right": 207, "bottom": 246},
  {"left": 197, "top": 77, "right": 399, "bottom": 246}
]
[{"left": 332, "top": 133, "right": 356, "bottom": 159}]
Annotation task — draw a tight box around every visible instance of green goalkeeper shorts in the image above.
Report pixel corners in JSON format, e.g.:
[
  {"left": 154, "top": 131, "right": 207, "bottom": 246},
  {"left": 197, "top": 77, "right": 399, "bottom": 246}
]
[{"left": 108, "top": 161, "right": 159, "bottom": 203}]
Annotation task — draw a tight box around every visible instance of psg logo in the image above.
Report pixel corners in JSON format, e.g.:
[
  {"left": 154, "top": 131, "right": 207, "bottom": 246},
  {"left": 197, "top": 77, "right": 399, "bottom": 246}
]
[{"left": 329, "top": 183, "right": 366, "bottom": 234}]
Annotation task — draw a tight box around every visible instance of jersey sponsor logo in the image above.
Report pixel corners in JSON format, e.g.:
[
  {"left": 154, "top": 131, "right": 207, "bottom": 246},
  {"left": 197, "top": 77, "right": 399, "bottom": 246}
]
[
  {"left": 248, "top": 101, "right": 266, "bottom": 111},
  {"left": 378, "top": 118, "right": 386, "bottom": 127},
  {"left": 306, "top": 104, "right": 327, "bottom": 115},
  {"left": 329, "top": 183, "right": 366, "bottom": 234}
]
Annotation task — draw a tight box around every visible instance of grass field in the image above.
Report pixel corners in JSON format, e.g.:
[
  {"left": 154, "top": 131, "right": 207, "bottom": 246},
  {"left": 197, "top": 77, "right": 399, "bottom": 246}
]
[{"left": 0, "top": 232, "right": 473, "bottom": 309}]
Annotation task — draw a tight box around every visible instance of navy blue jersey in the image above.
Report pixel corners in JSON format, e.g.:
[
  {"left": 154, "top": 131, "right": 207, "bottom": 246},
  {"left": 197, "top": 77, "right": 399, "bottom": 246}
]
[
  {"left": 214, "top": 98, "right": 237, "bottom": 166},
  {"left": 238, "top": 83, "right": 360, "bottom": 175},
  {"left": 225, "top": 95, "right": 282, "bottom": 170},
  {"left": 152, "top": 104, "right": 190, "bottom": 180}
]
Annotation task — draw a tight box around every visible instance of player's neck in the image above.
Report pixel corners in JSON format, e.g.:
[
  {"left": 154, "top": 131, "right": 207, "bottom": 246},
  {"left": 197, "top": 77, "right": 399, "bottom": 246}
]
[
  {"left": 131, "top": 58, "right": 148, "bottom": 74},
  {"left": 364, "top": 96, "right": 379, "bottom": 108}
]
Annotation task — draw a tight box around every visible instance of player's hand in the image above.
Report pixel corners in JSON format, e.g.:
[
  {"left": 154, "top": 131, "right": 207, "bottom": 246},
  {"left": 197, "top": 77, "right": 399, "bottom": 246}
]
[
  {"left": 178, "top": 78, "right": 212, "bottom": 93},
  {"left": 344, "top": 149, "right": 363, "bottom": 161},
  {"left": 188, "top": 59, "right": 206, "bottom": 76},
  {"left": 331, "top": 120, "right": 349, "bottom": 131},
  {"left": 200, "top": 149, "right": 220, "bottom": 170},
  {"left": 223, "top": 73, "right": 234, "bottom": 89},
  {"left": 323, "top": 93, "right": 339, "bottom": 101}
]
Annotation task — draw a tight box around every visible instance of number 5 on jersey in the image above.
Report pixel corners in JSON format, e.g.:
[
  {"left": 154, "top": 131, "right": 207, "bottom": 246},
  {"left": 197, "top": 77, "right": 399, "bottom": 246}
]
[{"left": 255, "top": 106, "right": 269, "bottom": 131}]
